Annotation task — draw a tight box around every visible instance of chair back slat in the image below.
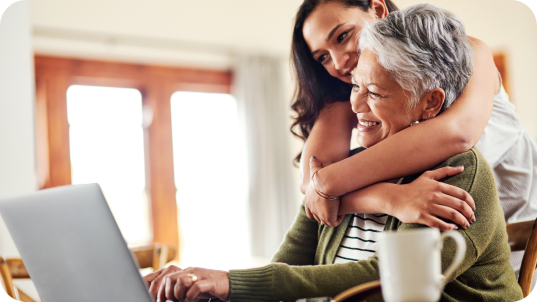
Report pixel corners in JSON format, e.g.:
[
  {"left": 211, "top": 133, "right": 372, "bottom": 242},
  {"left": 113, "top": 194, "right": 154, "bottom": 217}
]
[
  {"left": 0, "top": 257, "right": 16, "bottom": 298},
  {"left": 516, "top": 218, "right": 537, "bottom": 297},
  {"left": 506, "top": 220, "right": 535, "bottom": 252}
]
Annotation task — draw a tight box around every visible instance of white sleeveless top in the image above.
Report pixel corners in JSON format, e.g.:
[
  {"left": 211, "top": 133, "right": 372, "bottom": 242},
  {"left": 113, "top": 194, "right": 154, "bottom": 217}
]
[{"left": 475, "top": 84, "right": 537, "bottom": 276}]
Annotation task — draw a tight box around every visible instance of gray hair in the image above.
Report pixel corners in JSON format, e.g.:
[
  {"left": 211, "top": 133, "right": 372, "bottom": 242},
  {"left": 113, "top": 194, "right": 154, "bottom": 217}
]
[{"left": 358, "top": 3, "right": 474, "bottom": 112}]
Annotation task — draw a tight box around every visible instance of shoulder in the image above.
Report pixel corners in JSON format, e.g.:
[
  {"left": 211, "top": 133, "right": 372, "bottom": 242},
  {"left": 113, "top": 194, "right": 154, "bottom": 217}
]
[
  {"left": 401, "top": 148, "right": 493, "bottom": 195},
  {"left": 433, "top": 147, "right": 494, "bottom": 194},
  {"left": 467, "top": 36, "right": 492, "bottom": 56}
]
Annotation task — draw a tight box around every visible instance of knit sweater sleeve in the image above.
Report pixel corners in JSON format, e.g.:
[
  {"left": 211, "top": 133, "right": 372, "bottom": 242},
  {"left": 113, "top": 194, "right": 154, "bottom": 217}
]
[
  {"left": 228, "top": 203, "right": 379, "bottom": 302},
  {"left": 228, "top": 260, "right": 380, "bottom": 302}
]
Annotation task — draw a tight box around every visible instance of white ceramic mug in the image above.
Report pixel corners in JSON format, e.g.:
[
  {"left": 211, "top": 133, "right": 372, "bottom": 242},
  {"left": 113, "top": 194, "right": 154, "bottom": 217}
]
[{"left": 377, "top": 228, "right": 466, "bottom": 302}]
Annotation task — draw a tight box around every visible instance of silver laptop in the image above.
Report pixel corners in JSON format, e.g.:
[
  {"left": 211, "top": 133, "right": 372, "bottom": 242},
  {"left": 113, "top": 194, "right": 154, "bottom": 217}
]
[{"left": 0, "top": 183, "right": 154, "bottom": 302}]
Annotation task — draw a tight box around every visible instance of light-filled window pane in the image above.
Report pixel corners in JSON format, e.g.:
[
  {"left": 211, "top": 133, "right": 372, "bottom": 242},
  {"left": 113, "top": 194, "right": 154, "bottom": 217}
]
[
  {"left": 67, "top": 85, "right": 151, "bottom": 246},
  {"left": 171, "top": 91, "right": 250, "bottom": 271}
]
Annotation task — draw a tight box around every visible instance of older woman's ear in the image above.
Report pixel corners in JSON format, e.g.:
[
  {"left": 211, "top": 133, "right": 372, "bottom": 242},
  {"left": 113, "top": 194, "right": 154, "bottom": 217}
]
[{"left": 421, "top": 88, "right": 445, "bottom": 119}]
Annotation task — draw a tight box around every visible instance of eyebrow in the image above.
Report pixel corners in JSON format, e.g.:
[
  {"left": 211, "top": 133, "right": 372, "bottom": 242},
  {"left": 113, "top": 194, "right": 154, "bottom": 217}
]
[
  {"left": 311, "top": 23, "right": 348, "bottom": 56},
  {"left": 367, "top": 83, "right": 387, "bottom": 91},
  {"left": 326, "top": 23, "right": 347, "bottom": 42}
]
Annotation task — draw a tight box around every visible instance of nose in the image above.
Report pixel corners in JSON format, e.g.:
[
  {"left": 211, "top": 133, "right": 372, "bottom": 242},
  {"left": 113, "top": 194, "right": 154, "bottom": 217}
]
[
  {"left": 332, "top": 51, "right": 350, "bottom": 74},
  {"left": 351, "top": 90, "right": 368, "bottom": 114}
]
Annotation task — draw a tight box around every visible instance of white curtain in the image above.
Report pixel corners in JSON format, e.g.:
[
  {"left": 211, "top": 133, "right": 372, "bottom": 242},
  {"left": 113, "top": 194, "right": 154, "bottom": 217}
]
[{"left": 233, "top": 55, "right": 298, "bottom": 259}]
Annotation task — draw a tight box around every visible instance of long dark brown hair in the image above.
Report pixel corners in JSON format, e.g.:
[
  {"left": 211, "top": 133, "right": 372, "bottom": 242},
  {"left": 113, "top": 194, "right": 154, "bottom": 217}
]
[{"left": 290, "top": 0, "right": 399, "bottom": 164}]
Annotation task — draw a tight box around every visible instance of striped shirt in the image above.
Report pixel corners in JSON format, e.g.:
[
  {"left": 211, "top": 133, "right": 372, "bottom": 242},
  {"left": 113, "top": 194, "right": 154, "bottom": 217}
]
[
  {"left": 333, "top": 213, "right": 388, "bottom": 263},
  {"left": 334, "top": 178, "right": 403, "bottom": 264}
]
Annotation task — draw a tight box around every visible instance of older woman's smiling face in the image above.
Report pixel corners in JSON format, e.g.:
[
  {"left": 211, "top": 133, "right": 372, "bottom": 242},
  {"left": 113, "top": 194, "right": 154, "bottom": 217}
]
[{"left": 351, "top": 49, "right": 421, "bottom": 148}]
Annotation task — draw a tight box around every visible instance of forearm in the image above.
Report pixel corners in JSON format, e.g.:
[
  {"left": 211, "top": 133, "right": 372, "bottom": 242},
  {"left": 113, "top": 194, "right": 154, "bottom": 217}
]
[
  {"left": 338, "top": 182, "right": 399, "bottom": 216},
  {"left": 316, "top": 38, "right": 496, "bottom": 196},
  {"left": 229, "top": 260, "right": 379, "bottom": 302}
]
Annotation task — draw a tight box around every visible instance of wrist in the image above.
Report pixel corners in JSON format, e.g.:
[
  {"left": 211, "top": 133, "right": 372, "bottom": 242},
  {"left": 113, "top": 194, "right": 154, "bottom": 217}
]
[
  {"left": 314, "top": 168, "right": 332, "bottom": 196},
  {"left": 312, "top": 169, "right": 340, "bottom": 201},
  {"left": 382, "top": 184, "right": 402, "bottom": 217}
]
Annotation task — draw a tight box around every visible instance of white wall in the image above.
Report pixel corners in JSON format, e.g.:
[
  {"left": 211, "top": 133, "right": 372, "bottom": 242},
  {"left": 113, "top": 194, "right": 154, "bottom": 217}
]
[
  {"left": 0, "top": 0, "right": 39, "bottom": 298},
  {"left": 0, "top": 0, "right": 36, "bottom": 257},
  {"left": 30, "top": 0, "right": 304, "bottom": 69}
]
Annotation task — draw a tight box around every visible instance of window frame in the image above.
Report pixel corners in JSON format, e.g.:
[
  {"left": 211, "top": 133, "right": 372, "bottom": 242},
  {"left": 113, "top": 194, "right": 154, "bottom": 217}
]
[{"left": 35, "top": 55, "right": 232, "bottom": 256}]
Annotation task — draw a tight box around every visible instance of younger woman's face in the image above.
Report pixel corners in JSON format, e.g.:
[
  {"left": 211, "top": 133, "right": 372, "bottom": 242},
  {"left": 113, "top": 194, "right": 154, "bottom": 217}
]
[{"left": 303, "top": 1, "right": 377, "bottom": 84}]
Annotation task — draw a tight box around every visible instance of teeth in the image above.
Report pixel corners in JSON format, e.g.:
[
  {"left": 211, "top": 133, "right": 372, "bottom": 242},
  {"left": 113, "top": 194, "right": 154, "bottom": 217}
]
[{"left": 359, "top": 121, "right": 379, "bottom": 127}]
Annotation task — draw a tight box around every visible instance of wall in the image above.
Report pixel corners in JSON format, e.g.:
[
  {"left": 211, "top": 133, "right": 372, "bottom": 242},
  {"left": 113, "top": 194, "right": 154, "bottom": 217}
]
[
  {"left": 30, "top": 0, "right": 304, "bottom": 69},
  {"left": 0, "top": 0, "right": 39, "bottom": 298},
  {"left": 0, "top": 0, "right": 36, "bottom": 257}
]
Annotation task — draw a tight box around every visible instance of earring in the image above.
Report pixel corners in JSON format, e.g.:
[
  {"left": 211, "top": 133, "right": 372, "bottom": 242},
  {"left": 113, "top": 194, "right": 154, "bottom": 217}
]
[{"left": 410, "top": 121, "right": 420, "bottom": 126}]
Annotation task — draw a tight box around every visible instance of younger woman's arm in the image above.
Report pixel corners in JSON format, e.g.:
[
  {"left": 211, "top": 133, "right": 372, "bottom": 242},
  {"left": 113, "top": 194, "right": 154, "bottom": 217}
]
[
  {"left": 298, "top": 101, "right": 356, "bottom": 194},
  {"left": 305, "top": 156, "right": 475, "bottom": 230},
  {"left": 312, "top": 37, "right": 498, "bottom": 197}
]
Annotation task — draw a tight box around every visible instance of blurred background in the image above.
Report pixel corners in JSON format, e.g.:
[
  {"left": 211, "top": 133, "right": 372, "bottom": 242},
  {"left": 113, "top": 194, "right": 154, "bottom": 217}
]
[{"left": 0, "top": 0, "right": 536, "bottom": 299}]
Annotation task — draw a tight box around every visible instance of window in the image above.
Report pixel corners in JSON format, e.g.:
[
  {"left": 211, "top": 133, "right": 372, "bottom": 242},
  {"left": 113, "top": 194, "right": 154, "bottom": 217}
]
[
  {"left": 67, "top": 85, "right": 150, "bottom": 245},
  {"left": 35, "top": 55, "right": 232, "bottom": 257},
  {"left": 170, "top": 91, "right": 250, "bottom": 270}
]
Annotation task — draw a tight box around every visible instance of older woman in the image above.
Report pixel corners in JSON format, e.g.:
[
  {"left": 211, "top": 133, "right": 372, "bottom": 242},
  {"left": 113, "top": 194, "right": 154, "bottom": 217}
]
[{"left": 145, "top": 4, "right": 522, "bottom": 302}]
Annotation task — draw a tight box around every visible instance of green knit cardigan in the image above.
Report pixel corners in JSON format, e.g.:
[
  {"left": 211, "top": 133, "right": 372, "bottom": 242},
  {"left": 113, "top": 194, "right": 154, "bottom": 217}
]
[{"left": 227, "top": 148, "right": 523, "bottom": 302}]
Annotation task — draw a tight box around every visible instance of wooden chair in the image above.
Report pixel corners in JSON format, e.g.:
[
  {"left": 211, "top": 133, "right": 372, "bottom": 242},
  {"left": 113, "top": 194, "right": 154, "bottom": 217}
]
[
  {"left": 0, "top": 243, "right": 176, "bottom": 302},
  {"left": 332, "top": 218, "right": 537, "bottom": 302},
  {"left": 506, "top": 218, "right": 537, "bottom": 297}
]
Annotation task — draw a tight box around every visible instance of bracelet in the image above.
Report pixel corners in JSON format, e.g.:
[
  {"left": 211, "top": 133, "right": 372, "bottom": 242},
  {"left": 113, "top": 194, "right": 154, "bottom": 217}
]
[{"left": 311, "top": 171, "right": 340, "bottom": 200}]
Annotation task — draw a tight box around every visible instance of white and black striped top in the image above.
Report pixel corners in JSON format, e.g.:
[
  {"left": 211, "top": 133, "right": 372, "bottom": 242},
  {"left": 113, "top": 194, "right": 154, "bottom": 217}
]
[
  {"left": 334, "top": 178, "right": 402, "bottom": 264},
  {"left": 333, "top": 213, "right": 388, "bottom": 264}
]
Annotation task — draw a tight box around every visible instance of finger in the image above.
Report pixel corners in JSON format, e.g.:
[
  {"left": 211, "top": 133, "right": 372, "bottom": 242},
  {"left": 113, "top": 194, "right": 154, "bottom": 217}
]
[
  {"left": 309, "top": 156, "right": 323, "bottom": 177},
  {"left": 312, "top": 212, "right": 322, "bottom": 224},
  {"left": 432, "top": 195, "right": 474, "bottom": 227},
  {"left": 305, "top": 204, "right": 313, "bottom": 220},
  {"left": 157, "top": 275, "right": 169, "bottom": 302},
  {"left": 144, "top": 267, "right": 165, "bottom": 283},
  {"left": 424, "top": 166, "right": 464, "bottom": 181},
  {"left": 440, "top": 182, "right": 476, "bottom": 212},
  {"left": 335, "top": 215, "right": 345, "bottom": 225},
  {"left": 421, "top": 215, "right": 459, "bottom": 232},
  {"left": 174, "top": 274, "right": 194, "bottom": 301},
  {"left": 436, "top": 186, "right": 475, "bottom": 223},
  {"left": 431, "top": 204, "right": 471, "bottom": 230},
  {"left": 148, "top": 266, "right": 181, "bottom": 300},
  {"left": 165, "top": 275, "right": 177, "bottom": 301},
  {"left": 185, "top": 280, "right": 214, "bottom": 302},
  {"left": 324, "top": 213, "right": 338, "bottom": 227}
]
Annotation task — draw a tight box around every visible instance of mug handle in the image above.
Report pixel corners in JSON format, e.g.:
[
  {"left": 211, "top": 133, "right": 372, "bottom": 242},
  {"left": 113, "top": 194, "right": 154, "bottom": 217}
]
[{"left": 439, "top": 231, "right": 466, "bottom": 286}]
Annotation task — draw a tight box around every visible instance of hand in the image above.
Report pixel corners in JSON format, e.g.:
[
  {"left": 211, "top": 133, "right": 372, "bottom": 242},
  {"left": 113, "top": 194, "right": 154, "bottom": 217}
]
[
  {"left": 152, "top": 267, "right": 230, "bottom": 302},
  {"left": 145, "top": 265, "right": 183, "bottom": 299},
  {"left": 304, "top": 156, "right": 344, "bottom": 227},
  {"left": 389, "top": 166, "right": 476, "bottom": 231}
]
